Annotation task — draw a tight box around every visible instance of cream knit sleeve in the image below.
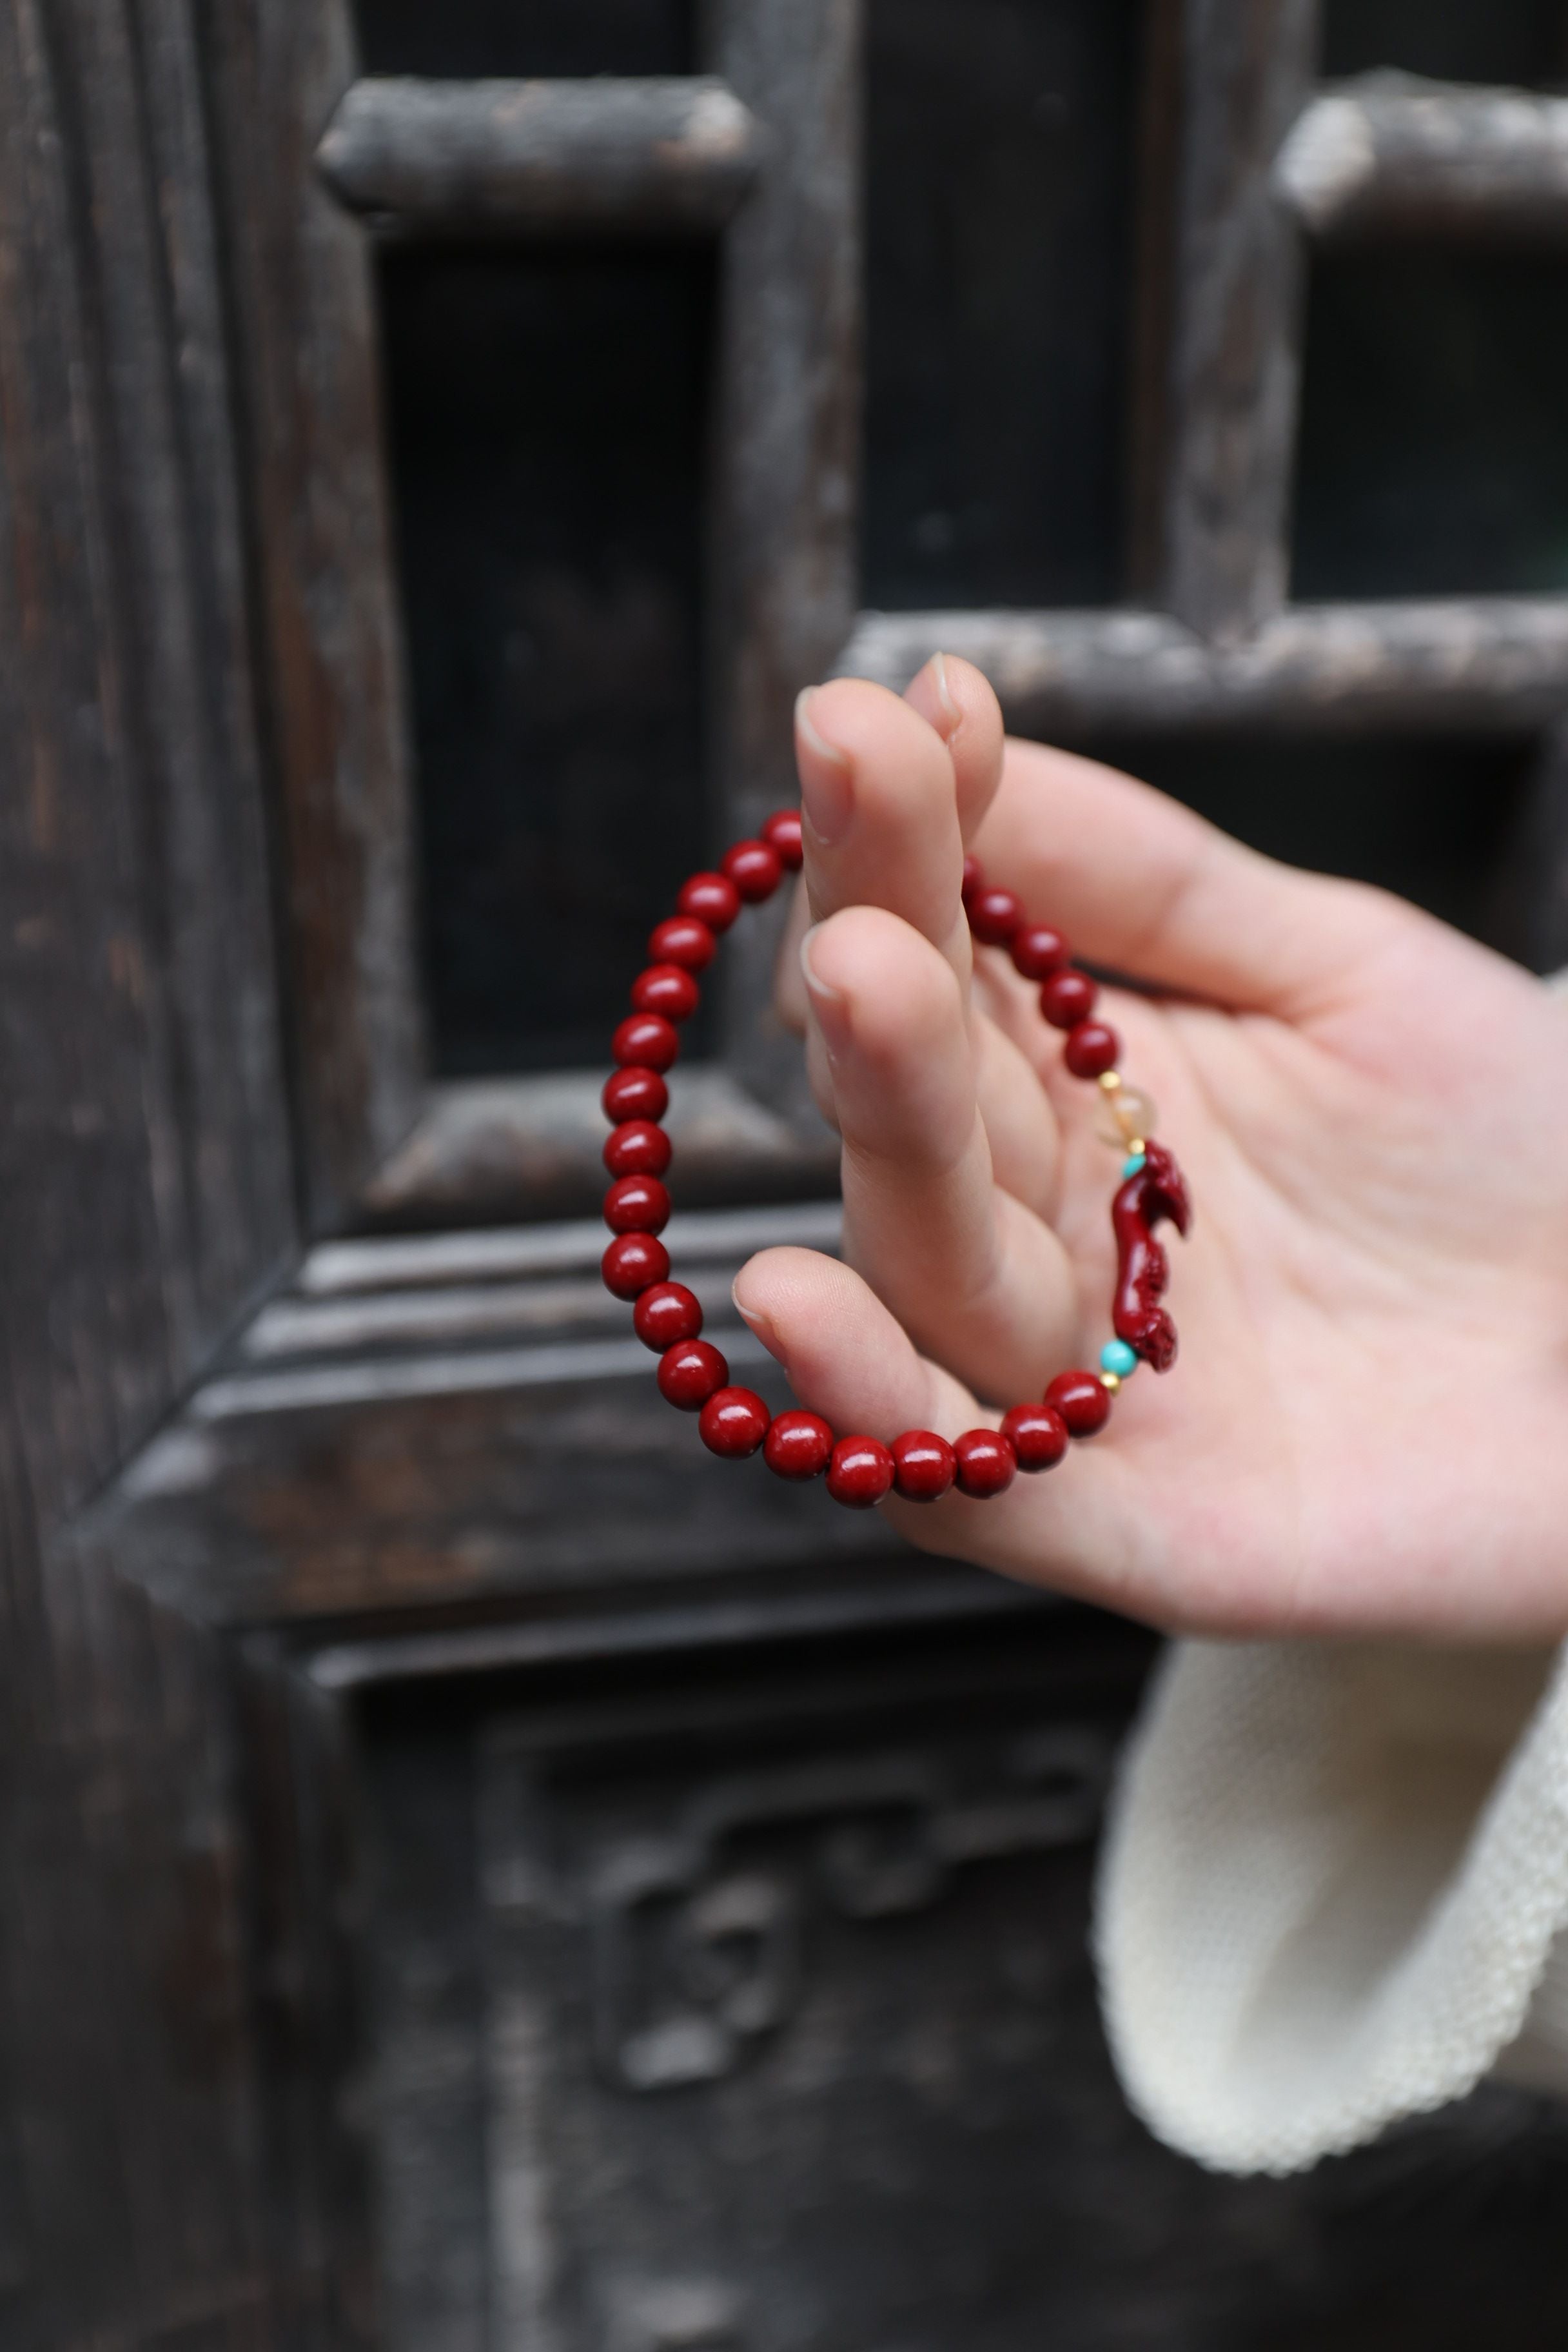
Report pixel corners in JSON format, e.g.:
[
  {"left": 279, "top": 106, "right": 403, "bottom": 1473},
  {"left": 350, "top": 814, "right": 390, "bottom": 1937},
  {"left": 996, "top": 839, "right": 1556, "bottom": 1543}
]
[
  {"left": 1093, "top": 965, "right": 1568, "bottom": 2175},
  {"left": 1094, "top": 1632, "right": 1568, "bottom": 2175}
]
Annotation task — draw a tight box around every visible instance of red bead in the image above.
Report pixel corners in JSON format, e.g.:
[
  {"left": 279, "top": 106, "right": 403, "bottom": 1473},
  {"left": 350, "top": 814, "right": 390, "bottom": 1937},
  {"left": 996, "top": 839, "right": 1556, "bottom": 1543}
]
[
  {"left": 954, "top": 1428, "right": 1017, "bottom": 1497},
  {"left": 699, "top": 1386, "right": 772, "bottom": 1457},
  {"left": 648, "top": 915, "right": 716, "bottom": 972},
  {"left": 722, "top": 839, "right": 784, "bottom": 903},
  {"left": 967, "top": 887, "right": 1022, "bottom": 946},
  {"left": 1064, "top": 1020, "right": 1119, "bottom": 1079},
  {"left": 961, "top": 855, "right": 985, "bottom": 905},
  {"left": 658, "top": 1338, "right": 729, "bottom": 1410},
  {"left": 631, "top": 963, "right": 701, "bottom": 1023},
  {"left": 1011, "top": 924, "right": 1070, "bottom": 980},
  {"left": 1045, "top": 1369, "right": 1112, "bottom": 1437},
  {"left": 632, "top": 1282, "right": 703, "bottom": 1351},
  {"left": 1039, "top": 970, "right": 1097, "bottom": 1029},
  {"left": 602, "top": 1232, "right": 669, "bottom": 1299},
  {"left": 603, "top": 1173, "right": 671, "bottom": 1234},
  {"left": 892, "top": 1429, "right": 956, "bottom": 1502},
  {"left": 1001, "top": 1402, "right": 1069, "bottom": 1471},
  {"left": 612, "top": 1012, "right": 680, "bottom": 1071},
  {"left": 603, "top": 1119, "right": 671, "bottom": 1179},
  {"left": 761, "top": 809, "right": 805, "bottom": 870},
  {"left": 826, "top": 1435, "right": 895, "bottom": 1509},
  {"left": 603, "top": 1065, "right": 669, "bottom": 1124},
  {"left": 678, "top": 872, "right": 742, "bottom": 932},
  {"left": 763, "top": 1409, "right": 835, "bottom": 1480}
]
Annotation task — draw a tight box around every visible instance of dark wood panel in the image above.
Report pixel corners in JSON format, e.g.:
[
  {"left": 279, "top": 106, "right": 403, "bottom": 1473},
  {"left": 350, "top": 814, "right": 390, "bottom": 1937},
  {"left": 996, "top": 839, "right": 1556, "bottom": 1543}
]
[
  {"left": 318, "top": 77, "right": 763, "bottom": 240},
  {"left": 351, "top": 0, "right": 696, "bottom": 79},
  {"left": 206, "top": 0, "right": 424, "bottom": 1228},
  {"left": 1321, "top": 0, "right": 1568, "bottom": 84},
  {"left": 378, "top": 244, "right": 714, "bottom": 1079},
  {"left": 0, "top": 1, "right": 302, "bottom": 2340},
  {"left": 861, "top": 0, "right": 1141, "bottom": 611},
  {"left": 1291, "top": 249, "right": 1568, "bottom": 601},
  {"left": 358, "top": 1618, "right": 1568, "bottom": 2352}
]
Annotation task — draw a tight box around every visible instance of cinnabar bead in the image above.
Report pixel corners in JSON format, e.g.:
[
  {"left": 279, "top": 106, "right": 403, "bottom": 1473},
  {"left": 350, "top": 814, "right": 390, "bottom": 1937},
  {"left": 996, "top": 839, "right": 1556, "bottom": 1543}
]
[
  {"left": 826, "top": 1435, "right": 895, "bottom": 1509},
  {"left": 961, "top": 855, "right": 985, "bottom": 906},
  {"left": 658, "top": 1338, "right": 729, "bottom": 1410},
  {"left": 1039, "top": 969, "right": 1097, "bottom": 1029},
  {"left": 612, "top": 1012, "right": 680, "bottom": 1071},
  {"left": 761, "top": 809, "right": 805, "bottom": 870},
  {"left": 763, "top": 1409, "right": 835, "bottom": 1480},
  {"left": 1064, "top": 1019, "right": 1119, "bottom": 1079},
  {"left": 892, "top": 1429, "right": 956, "bottom": 1502},
  {"left": 632, "top": 1281, "right": 703, "bottom": 1351},
  {"left": 603, "top": 1119, "right": 671, "bottom": 1179},
  {"left": 678, "top": 872, "right": 741, "bottom": 932},
  {"left": 1011, "top": 923, "right": 1070, "bottom": 980},
  {"left": 1045, "top": 1369, "right": 1112, "bottom": 1437},
  {"left": 954, "top": 1428, "right": 1017, "bottom": 1496},
  {"left": 648, "top": 915, "right": 716, "bottom": 972},
  {"left": 967, "top": 887, "right": 1022, "bottom": 946},
  {"left": 699, "top": 1386, "right": 771, "bottom": 1457},
  {"left": 603, "top": 1173, "right": 671, "bottom": 1234},
  {"left": 603, "top": 1064, "right": 669, "bottom": 1123},
  {"left": 722, "top": 839, "right": 784, "bottom": 903},
  {"left": 602, "top": 1232, "right": 669, "bottom": 1299},
  {"left": 1001, "top": 1402, "right": 1069, "bottom": 1471},
  {"left": 631, "top": 963, "right": 701, "bottom": 1023}
]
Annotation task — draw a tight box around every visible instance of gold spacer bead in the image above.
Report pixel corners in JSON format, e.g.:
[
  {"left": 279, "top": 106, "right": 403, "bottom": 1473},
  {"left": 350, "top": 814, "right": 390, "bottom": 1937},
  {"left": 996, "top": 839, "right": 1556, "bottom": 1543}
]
[
  {"left": 1097, "top": 1070, "right": 1123, "bottom": 1092},
  {"left": 1126, "top": 1138, "right": 1146, "bottom": 1157},
  {"left": 1100, "top": 1371, "right": 1121, "bottom": 1394}
]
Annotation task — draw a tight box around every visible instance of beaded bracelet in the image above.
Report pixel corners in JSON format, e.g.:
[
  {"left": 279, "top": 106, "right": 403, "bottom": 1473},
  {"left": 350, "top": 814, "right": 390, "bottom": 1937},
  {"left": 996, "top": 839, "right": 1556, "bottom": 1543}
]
[{"left": 600, "top": 810, "right": 1190, "bottom": 1509}]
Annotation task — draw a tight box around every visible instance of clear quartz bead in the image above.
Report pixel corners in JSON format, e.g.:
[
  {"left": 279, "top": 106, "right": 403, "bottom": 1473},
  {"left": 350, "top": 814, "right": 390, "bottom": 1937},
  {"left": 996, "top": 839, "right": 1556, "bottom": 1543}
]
[{"left": 1094, "top": 1083, "right": 1155, "bottom": 1148}]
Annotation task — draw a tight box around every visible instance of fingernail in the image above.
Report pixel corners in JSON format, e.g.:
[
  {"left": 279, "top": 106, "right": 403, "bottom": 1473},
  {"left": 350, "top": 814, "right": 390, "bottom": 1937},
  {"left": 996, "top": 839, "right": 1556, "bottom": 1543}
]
[
  {"left": 930, "top": 651, "right": 963, "bottom": 739},
  {"left": 799, "top": 925, "right": 850, "bottom": 1052},
  {"left": 730, "top": 1281, "right": 774, "bottom": 1340},
  {"left": 795, "top": 687, "right": 852, "bottom": 847}
]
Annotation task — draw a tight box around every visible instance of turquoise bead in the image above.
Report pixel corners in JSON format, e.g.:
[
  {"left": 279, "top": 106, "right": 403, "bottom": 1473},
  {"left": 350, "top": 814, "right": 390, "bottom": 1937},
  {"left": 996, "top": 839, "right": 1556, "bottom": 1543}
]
[
  {"left": 1101, "top": 1338, "right": 1139, "bottom": 1379},
  {"left": 1122, "top": 1151, "right": 1146, "bottom": 1178}
]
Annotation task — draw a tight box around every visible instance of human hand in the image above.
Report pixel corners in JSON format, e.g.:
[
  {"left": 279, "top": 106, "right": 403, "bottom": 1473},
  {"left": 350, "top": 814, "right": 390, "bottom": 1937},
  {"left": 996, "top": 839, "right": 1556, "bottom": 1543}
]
[{"left": 732, "top": 658, "right": 1568, "bottom": 1641}]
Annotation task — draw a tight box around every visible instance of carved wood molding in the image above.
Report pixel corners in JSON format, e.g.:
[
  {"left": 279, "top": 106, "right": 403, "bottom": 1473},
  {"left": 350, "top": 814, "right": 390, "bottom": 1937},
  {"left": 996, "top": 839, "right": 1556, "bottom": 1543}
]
[
  {"left": 317, "top": 77, "right": 767, "bottom": 240},
  {"left": 838, "top": 598, "right": 1568, "bottom": 736},
  {"left": 1279, "top": 77, "right": 1568, "bottom": 244}
]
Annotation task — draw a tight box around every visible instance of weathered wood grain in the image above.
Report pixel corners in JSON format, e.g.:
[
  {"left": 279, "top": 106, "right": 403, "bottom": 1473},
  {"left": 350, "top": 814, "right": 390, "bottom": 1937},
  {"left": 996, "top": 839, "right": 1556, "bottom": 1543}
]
[
  {"left": 317, "top": 77, "right": 765, "bottom": 239},
  {"left": 1159, "top": 0, "right": 1321, "bottom": 640},
  {"left": 705, "top": 0, "right": 863, "bottom": 1124},
  {"left": 0, "top": 0, "right": 299, "bottom": 2340},
  {"left": 1279, "top": 78, "right": 1568, "bottom": 243},
  {"left": 355, "top": 1069, "right": 837, "bottom": 1229},
  {"left": 85, "top": 1205, "right": 900, "bottom": 1631},
  {"left": 838, "top": 598, "right": 1568, "bottom": 735},
  {"left": 206, "top": 0, "right": 424, "bottom": 1229}
]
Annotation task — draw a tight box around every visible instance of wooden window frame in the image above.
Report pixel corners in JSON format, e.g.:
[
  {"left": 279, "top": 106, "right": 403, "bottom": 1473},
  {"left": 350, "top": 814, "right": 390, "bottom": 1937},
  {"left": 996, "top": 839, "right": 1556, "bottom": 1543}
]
[{"left": 13, "top": 2, "right": 1568, "bottom": 2335}]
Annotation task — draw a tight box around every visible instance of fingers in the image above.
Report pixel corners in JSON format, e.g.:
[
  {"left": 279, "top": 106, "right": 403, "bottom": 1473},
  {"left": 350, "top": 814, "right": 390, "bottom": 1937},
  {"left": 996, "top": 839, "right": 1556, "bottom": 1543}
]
[
  {"left": 796, "top": 677, "right": 969, "bottom": 977},
  {"left": 778, "top": 654, "right": 1006, "bottom": 1033},
  {"left": 975, "top": 738, "right": 1417, "bottom": 1019},
  {"left": 732, "top": 1247, "right": 978, "bottom": 1440},
  {"left": 731, "top": 1242, "right": 1151, "bottom": 1613},
  {"left": 802, "top": 907, "right": 1079, "bottom": 1401},
  {"left": 901, "top": 652, "right": 1007, "bottom": 841}
]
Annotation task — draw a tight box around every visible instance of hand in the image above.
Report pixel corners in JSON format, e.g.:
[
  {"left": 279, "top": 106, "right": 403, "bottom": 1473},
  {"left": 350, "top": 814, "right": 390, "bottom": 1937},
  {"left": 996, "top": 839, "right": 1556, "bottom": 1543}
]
[{"left": 732, "top": 658, "right": 1568, "bottom": 1641}]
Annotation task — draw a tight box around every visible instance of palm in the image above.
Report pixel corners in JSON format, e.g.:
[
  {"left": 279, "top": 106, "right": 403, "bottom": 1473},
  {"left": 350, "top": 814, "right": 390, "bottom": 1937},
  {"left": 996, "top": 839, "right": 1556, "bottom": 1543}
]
[{"left": 736, "top": 660, "right": 1568, "bottom": 1640}]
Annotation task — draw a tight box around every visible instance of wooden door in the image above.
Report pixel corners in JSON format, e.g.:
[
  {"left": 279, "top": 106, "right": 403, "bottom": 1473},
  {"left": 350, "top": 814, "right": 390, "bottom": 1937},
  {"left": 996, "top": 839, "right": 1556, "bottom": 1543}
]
[{"left": 5, "top": 3, "right": 1568, "bottom": 2346}]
